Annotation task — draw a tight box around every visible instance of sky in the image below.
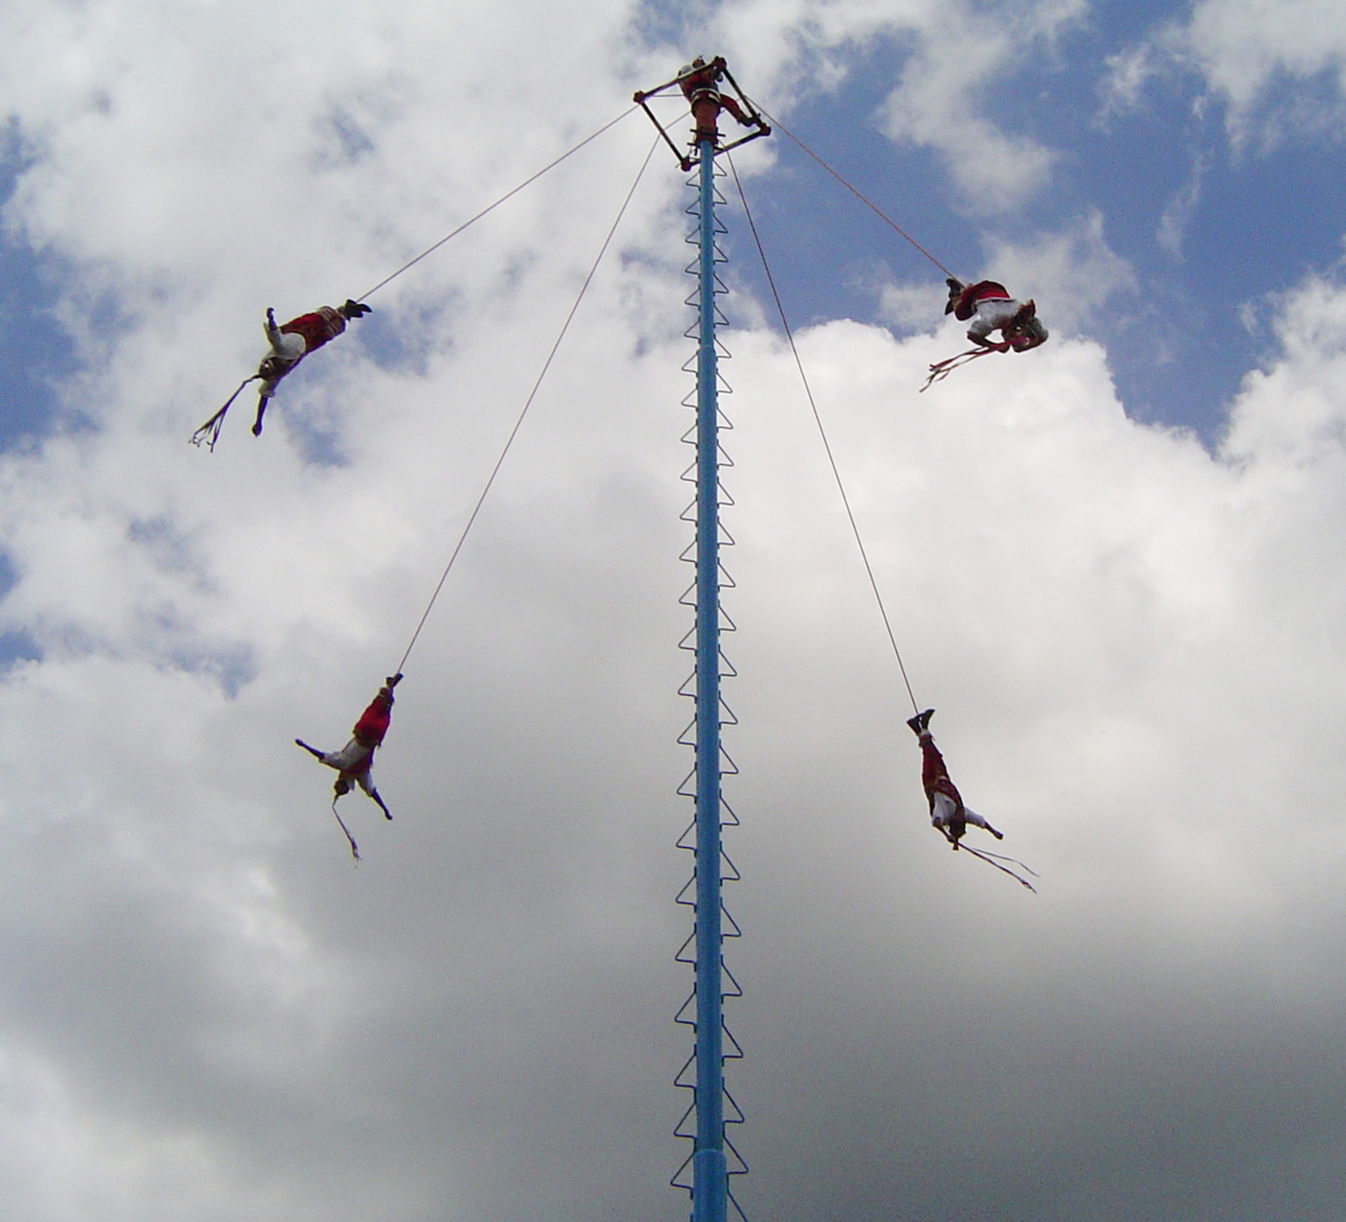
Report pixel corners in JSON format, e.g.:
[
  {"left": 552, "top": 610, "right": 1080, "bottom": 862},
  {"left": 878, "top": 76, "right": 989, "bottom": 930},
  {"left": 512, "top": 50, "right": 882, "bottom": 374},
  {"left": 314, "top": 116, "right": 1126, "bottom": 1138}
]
[{"left": 2, "top": 1, "right": 1346, "bottom": 1220}]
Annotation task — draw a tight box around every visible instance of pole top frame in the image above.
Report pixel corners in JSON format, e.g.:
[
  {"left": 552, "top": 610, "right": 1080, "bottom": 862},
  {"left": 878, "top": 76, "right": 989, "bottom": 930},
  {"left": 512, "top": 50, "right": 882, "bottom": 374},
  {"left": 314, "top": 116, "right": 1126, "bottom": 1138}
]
[{"left": 633, "top": 56, "right": 771, "bottom": 171}]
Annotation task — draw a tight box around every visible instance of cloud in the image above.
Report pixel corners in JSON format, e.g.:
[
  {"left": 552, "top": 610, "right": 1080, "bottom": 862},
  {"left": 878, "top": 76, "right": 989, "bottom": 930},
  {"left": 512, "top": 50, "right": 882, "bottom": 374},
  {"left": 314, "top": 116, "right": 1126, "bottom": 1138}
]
[
  {"left": 874, "top": 10, "right": 1063, "bottom": 212},
  {"left": 979, "top": 208, "right": 1140, "bottom": 333},
  {"left": 2, "top": 4, "right": 1346, "bottom": 1221},
  {"left": 1105, "top": 0, "right": 1346, "bottom": 149},
  {"left": 1098, "top": 42, "right": 1166, "bottom": 120},
  {"left": 1156, "top": 149, "right": 1209, "bottom": 257},
  {"left": 716, "top": 284, "right": 1346, "bottom": 1218},
  {"left": 1222, "top": 272, "right": 1346, "bottom": 464},
  {"left": 1184, "top": 0, "right": 1346, "bottom": 124}
]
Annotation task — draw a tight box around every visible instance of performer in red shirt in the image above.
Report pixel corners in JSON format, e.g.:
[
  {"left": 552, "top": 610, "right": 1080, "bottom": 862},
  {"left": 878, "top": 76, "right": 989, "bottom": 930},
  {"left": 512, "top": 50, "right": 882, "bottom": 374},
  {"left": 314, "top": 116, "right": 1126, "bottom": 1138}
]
[
  {"left": 944, "top": 278, "right": 1048, "bottom": 352},
  {"left": 252, "top": 298, "right": 372, "bottom": 436},
  {"left": 906, "top": 708, "right": 1003, "bottom": 849},
  {"left": 296, "top": 674, "right": 401, "bottom": 820},
  {"left": 678, "top": 55, "right": 752, "bottom": 144},
  {"left": 190, "top": 297, "right": 372, "bottom": 450}
]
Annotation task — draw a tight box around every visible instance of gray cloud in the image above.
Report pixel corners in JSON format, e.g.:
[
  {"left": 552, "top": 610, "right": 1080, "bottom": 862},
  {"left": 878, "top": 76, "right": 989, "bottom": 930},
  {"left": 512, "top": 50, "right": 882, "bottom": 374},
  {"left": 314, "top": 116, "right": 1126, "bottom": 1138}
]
[{"left": 2, "top": 4, "right": 1346, "bottom": 1222}]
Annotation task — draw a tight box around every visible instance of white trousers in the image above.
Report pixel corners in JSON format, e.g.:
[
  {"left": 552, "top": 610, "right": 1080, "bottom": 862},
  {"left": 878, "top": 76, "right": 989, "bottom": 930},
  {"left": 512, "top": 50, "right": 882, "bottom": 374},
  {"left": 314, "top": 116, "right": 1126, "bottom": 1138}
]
[
  {"left": 320, "top": 738, "right": 375, "bottom": 794},
  {"left": 966, "top": 298, "right": 1021, "bottom": 341},
  {"left": 930, "top": 791, "right": 994, "bottom": 833},
  {"left": 257, "top": 331, "right": 306, "bottom": 396}
]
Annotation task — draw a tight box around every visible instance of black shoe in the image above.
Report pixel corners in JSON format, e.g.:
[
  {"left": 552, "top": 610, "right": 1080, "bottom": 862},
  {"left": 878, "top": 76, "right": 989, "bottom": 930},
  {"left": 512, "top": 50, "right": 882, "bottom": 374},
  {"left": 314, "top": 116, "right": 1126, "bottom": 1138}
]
[{"left": 906, "top": 708, "right": 935, "bottom": 735}]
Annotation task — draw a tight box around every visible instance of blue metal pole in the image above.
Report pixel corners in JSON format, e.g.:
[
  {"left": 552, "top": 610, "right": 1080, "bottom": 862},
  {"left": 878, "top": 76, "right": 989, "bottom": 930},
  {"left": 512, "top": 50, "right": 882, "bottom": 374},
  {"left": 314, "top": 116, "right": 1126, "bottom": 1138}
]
[{"left": 691, "top": 133, "right": 728, "bottom": 1222}]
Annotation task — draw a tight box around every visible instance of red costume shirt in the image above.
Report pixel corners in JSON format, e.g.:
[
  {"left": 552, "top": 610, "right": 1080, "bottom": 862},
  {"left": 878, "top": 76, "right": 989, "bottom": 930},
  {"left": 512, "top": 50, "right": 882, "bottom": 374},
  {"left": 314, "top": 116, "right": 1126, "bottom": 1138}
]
[
  {"left": 952, "top": 281, "right": 1013, "bottom": 322},
  {"left": 279, "top": 307, "right": 346, "bottom": 354},
  {"left": 352, "top": 690, "right": 394, "bottom": 748},
  {"left": 919, "top": 735, "right": 965, "bottom": 817}
]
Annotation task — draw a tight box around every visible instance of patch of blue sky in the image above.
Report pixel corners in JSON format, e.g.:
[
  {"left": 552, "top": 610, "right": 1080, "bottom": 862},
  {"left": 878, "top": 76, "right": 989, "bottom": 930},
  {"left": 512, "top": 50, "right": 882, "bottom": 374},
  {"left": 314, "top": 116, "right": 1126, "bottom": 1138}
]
[
  {"left": 628, "top": 1, "right": 707, "bottom": 55},
  {"left": 0, "top": 157, "right": 80, "bottom": 451},
  {"left": 712, "top": 81, "right": 982, "bottom": 330},
  {"left": 169, "top": 639, "right": 256, "bottom": 699},
  {"left": 285, "top": 397, "right": 352, "bottom": 469},
  {"left": 1072, "top": 88, "right": 1343, "bottom": 433},
  {"left": 353, "top": 294, "right": 462, "bottom": 379},
  {"left": 0, "top": 629, "right": 42, "bottom": 668},
  {"left": 0, "top": 552, "right": 40, "bottom": 667}
]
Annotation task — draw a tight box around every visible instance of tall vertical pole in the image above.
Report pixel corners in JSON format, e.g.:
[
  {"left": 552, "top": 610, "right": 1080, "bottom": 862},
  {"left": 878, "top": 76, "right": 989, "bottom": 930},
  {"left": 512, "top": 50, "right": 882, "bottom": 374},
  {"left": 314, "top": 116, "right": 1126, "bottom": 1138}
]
[{"left": 691, "top": 128, "right": 727, "bottom": 1222}]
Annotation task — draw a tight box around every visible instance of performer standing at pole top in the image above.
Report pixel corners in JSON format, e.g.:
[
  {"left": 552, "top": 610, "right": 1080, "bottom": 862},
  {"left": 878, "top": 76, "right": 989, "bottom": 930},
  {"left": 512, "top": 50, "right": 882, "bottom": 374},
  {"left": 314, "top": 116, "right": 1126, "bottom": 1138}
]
[
  {"left": 632, "top": 52, "right": 769, "bottom": 171},
  {"left": 679, "top": 55, "right": 754, "bottom": 144}
]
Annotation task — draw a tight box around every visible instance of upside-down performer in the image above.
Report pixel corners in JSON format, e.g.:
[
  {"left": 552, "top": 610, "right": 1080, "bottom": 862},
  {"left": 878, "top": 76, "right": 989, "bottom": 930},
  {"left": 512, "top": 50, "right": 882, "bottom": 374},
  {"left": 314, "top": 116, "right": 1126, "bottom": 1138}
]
[
  {"left": 296, "top": 674, "right": 401, "bottom": 860},
  {"left": 922, "top": 278, "right": 1048, "bottom": 390},
  {"left": 190, "top": 298, "right": 372, "bottom": 449},
  {"left": 906, "top": 708, "right": 1037, "bottom": 891}
]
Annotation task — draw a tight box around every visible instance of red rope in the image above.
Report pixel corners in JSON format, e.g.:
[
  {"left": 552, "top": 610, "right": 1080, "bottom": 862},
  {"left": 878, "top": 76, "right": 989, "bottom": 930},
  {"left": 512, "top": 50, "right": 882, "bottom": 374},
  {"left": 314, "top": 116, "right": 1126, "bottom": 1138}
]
[
  {"left": 920, "top": 344, "right": 1007, "bottom": 392},
  {"left": 189, "top": 375, "right": 260, "bottom": 450}
]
